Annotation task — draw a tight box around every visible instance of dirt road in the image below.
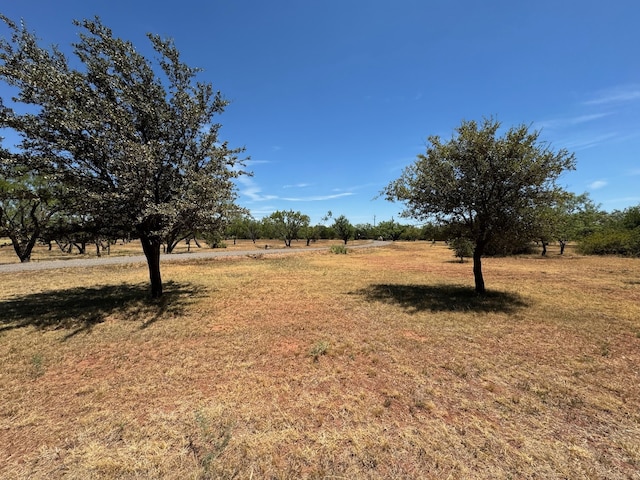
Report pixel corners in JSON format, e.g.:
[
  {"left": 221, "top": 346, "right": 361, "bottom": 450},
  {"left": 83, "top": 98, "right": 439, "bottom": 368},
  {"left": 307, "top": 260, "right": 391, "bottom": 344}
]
[{"left": 0, "top": 241, "right": 391, "bottom": 274}]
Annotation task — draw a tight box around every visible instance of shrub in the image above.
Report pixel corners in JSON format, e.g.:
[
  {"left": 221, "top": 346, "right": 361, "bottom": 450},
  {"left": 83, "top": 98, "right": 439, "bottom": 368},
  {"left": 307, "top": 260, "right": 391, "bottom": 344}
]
[
  {"left": 578, "top": 229, "right": 640, "bottom": 256},
  {"left": 309, "top": 340, "right": 329, "bottom": 361},
  {"left": 449, "top": 237, "right": 474, "bottom": 262},
  {"left": 330, "top": 244, "right": 348, "bottom": 254}
]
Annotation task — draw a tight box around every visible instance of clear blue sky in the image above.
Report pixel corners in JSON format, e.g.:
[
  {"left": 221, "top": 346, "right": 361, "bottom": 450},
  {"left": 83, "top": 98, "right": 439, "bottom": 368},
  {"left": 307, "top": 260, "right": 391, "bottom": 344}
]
[{"left": 2, "top": 1, "right": 639, "bottom": 225}]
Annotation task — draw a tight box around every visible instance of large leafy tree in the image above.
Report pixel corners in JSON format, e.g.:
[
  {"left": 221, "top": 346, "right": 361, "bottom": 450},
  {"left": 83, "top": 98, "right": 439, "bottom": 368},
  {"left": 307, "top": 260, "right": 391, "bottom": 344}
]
[
  {"left": 0, "top": 16, "right": 246, "bottom": 297},
  {"left": 384, "top": 118, "right": 576, "bottom": 293}
]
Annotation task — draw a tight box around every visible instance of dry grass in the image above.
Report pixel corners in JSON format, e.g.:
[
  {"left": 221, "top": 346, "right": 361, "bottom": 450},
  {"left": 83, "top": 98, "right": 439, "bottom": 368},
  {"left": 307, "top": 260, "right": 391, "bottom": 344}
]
[
  {"left": 0, "top": 238, "right": 368, "bottom": 265},
  {"left": 1, "top": 241, "right": 639, "bottom": 479}
]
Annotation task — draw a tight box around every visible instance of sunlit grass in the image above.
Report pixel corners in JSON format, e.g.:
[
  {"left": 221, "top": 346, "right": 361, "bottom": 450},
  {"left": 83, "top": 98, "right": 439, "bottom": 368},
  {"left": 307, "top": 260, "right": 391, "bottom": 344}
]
[{"left": 1, "top": 242, "right": 639, "bottom": 478}]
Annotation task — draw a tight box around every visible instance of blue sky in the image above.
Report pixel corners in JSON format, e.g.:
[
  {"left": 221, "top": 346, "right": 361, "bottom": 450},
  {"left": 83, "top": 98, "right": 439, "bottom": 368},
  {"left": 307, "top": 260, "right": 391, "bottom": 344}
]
[{"left": 1, "top": 1, "right": 639, "bottom": 225}]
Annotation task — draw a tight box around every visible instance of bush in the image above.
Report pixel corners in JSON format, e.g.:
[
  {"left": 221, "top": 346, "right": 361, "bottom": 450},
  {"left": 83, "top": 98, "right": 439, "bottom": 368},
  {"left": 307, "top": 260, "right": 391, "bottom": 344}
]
[
  {"left": 577, "top": 229, "right": 640, "bottom": 256},
  {"left": 449, "top": 237, "right": 474, "bottom": 262},
  {"left": 204, "top": 233, "right": 227, "bottom": 249},
  {"left": 330, "top": 244, "right": 348, "bottom": 254}
]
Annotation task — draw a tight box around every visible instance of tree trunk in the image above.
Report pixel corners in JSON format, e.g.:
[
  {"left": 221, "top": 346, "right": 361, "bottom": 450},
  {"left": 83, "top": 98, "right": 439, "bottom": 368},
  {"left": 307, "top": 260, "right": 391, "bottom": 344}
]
[
  {"left": 541, "top": 241, "right": 547, "bottom": 256},
  {"left": 559, "top": 240, "right": 566, "bottom": 255},
  {"left": 140, "top": 234, "right": 163, "bottom": 298},
  {"left": 473, "top": 241, "right": 486, "bottom": 294},
  {"left": 9, "top": 233, "right": 38, "bottom": 263}
]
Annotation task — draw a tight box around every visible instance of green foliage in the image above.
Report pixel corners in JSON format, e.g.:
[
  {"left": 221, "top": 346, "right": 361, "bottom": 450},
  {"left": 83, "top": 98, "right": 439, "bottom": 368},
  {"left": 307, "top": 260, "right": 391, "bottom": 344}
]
[
  {"left": 577, "top": 205, "right": 640, "bottom": 257},
  {"left": 330, "top": 244, "right": 348, "bottom": 254},
  {"left": 0, "top": 154, "right": 61, "bottom": 262},
  {"left": 377, "top": 219, "right": 405, "bottom": 241},
  {"left": 578, "top": 228, "right": 640, "bottom": 256},
  {"left": 0, "top": 15, "right": 247, "bottom": 296},
  {"left": 383, "top": 117, "right": 576, "bottom": 293},
  {"left": 332, "top": 214, "right": 354, "bottom": 244},
  {"left": 265, "top": 210, "right": 310, "bottom": 247},
  {"left": 29, "top": 352, "right": 45, "bottom": 378},
  {"left": 204, "top": 232, "right": 227, "bottom": 249},
  {"left": 449, "top": 237, "right": 474, "bottom": 262}
]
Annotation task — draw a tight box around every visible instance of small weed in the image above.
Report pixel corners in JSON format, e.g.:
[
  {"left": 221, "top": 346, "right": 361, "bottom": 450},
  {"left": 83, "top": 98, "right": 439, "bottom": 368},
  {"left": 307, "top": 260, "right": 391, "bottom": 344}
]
[
  {"left": 30, "top": 353, "right": 45, "bottom": 378},
  {"left": 330, "top": 244, "right": 348, "bottom": 254},
  {"left": 189, "top": 408, "right": 233, "bottom": 477},
  {"left": 309, "top": 340, "right": 329, "bottom": 361}
]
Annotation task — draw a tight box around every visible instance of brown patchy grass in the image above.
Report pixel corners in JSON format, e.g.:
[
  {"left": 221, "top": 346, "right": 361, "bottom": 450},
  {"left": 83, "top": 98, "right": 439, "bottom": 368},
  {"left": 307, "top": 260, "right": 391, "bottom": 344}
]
[{"left": 1, "top": 242, "right": 639, "bottom": 479}]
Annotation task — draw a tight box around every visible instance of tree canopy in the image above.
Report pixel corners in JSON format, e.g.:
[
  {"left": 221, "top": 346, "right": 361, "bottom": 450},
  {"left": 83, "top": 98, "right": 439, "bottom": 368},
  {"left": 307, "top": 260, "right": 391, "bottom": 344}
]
[
  {"left": 383, "top": 118, "right": 576, "bottom": 293},
  {"left": 0, "top": 15, "right": 246, "bottom": 297},
  {"left": 266, "top": 210, "right": 310, "bottom": 247}
]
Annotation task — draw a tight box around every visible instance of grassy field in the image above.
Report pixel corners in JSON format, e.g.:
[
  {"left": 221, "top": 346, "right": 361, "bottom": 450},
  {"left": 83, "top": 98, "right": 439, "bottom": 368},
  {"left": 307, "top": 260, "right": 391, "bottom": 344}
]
[{"left": 1, "top": 241, "right": 639, "bottom": 479}]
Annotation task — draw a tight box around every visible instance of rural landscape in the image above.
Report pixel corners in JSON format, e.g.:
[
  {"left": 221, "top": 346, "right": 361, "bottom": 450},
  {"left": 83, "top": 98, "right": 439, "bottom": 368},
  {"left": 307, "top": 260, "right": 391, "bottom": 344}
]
[
  {"left": 1, "top": 239, "right": 639, "bottom": 478},
  {"left": 1, "top": 5, "right": 640, "bottom": 479}
]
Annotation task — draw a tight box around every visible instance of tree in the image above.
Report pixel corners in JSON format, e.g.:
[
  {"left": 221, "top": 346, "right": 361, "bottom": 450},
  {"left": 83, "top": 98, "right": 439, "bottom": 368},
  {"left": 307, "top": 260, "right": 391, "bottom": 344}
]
[
  {"left": 449, "top": 237, "right": 474, "bottom": 263},
  {"left": 383, "top": 118, "right": 576, "bottom": 293},
  {"left": 266, "top": 210, "right": 309, "bottom": 247},
  {"left": 243, "top": 216, "right": 262, "bottom": 244},
  {"left": 0, "top": 156, "right": 58, "bottom": 262},
  {"left": 332, "top": 215, "right": 354, "bottom": 244},
  {"left": 0, "top": 16, "right": 246, "bottom": 297},
  {"left": 301, "top": 224, "right": 318, "bottom": 246},
  {"left": 377, "top": 219, "right": 405, "bottom": 241},
  {"left": 538, "top": 192, "right": 601, "bottom": 255}
]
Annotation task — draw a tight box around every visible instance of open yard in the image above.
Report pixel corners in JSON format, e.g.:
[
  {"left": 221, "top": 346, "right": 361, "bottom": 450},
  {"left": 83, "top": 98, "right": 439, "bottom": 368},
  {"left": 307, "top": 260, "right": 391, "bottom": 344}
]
[{"left": 1, "top": 241, "right": 639, "bottom": 479}]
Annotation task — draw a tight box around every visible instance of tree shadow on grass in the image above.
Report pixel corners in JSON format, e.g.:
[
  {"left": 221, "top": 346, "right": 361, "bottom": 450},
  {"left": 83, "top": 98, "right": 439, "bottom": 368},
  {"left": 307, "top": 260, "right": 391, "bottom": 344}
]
[
  {"left": 355, "top": 283, "right": 528, "bottom": 314},
  {"left": 0, "top": 281, "right": 205, "bottom": 338}
]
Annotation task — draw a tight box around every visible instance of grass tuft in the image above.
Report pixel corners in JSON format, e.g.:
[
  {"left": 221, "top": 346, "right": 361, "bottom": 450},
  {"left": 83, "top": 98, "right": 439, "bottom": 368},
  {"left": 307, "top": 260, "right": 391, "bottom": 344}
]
[{"left": 309, "top": 340, "right": 330, "bottom": 361}]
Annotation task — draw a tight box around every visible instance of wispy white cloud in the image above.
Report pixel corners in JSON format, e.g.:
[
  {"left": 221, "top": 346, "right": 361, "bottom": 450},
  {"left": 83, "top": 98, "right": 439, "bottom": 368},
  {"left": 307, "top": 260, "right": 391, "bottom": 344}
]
[
  {"left": 562, "top": 132, "right": 619, "bottom": 150},
  {"left": 588, "top": 180, "right": 608, "bottom": 190},
  {"left": 246, "top": 159, "right": 271, "bottom": 165},
  {"left": 238, "top": 176, "right": 355, "bottom": 204},
  {"left": 629, "top": 168, "right": 640, "bottom": 176},
  {"left": 537, "top": 112, "right": 612, "bottom": 129},
  {"left": 282, "top": 183, "right": 311, "bottom": 189},
  {"left": 237, "top": 176, "right": 278, "bottom": 202},
  {"left": 583, "top": 85, "right": 640, "bottom": 106},
  {"left": 604, "top": 196, "right": 640, "bottom": 206},
  {"left": 281, "top": 192, "right": 355, "bottom": 202},
  {"left": 332, "top": 182, "right": 377, "bottom": 192}
]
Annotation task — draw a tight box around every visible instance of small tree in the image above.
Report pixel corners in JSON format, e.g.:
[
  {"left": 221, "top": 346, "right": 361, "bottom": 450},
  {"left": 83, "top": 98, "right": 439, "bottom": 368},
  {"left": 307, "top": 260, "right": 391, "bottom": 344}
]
[
  {"left": 244, "top": 218, "right": 262, "bottom": 244},
  {"left": 449, "top": 237, "right": 474, "bottom": 262},
  {"left": 384, "top": 118, "right": 576, "bottom": 293},
  {"left": 301, "top": 225, "right": 318, "bottom": 246},
  {"left": 332, "top": 215, "right": 354, "bottom": 245}
]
